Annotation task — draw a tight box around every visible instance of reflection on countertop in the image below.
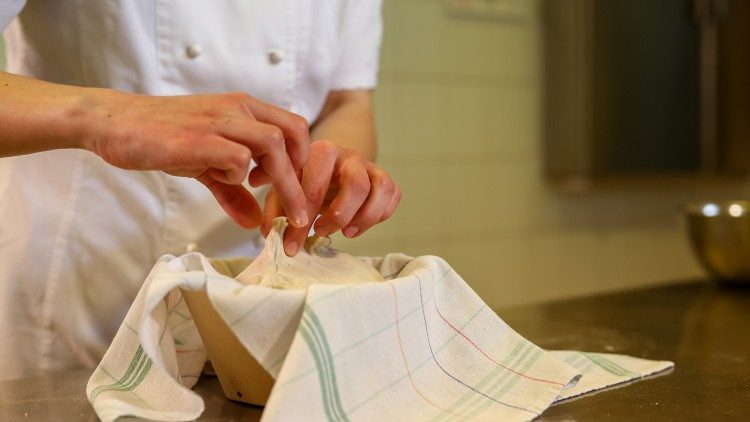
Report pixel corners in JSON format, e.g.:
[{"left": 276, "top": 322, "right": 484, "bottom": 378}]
[{"left": 504, "top": 281, "right": 750, "bottom": 421}]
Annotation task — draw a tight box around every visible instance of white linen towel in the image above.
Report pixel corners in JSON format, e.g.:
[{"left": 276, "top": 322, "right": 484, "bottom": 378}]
[{"left": 87, "top": 253, "right": 673, "bottom": 421}]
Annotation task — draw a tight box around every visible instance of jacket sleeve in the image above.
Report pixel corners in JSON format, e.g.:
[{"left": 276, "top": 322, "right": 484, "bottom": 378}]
[
  {"left": 330, "top": 0, "right": 383, "bottom": 90},
  {"left": 1, "top": 0, "right": 26, "bottom": 31}
]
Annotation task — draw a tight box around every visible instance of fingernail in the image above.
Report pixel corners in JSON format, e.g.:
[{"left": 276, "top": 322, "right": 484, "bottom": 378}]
[
  {"left": 343, "top": 226, "right": 359, "bottom": 237},
  {"left": 315, "top": 225, "right": 333, "bottom": 237},
  {"left": 292, "top": 211, "right": 309, "bottom": 227},
  {"left": 285, "top": 241, "right": 298, "bottom": 256}
]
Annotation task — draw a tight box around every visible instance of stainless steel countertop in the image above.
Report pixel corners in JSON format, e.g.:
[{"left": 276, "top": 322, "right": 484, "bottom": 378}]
[{"left": 2, "top": 281, "right": 748, "bottom": 421}]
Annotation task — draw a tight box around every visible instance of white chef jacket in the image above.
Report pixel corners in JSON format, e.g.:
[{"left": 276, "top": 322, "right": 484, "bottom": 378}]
[{"left": 0, "top": 0, "right": 382, "bottom": 381}]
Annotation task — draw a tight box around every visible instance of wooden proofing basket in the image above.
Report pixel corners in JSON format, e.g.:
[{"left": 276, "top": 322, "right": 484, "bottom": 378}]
[{"left": 180, "top": 258, "right": 275, "bottom": 406}]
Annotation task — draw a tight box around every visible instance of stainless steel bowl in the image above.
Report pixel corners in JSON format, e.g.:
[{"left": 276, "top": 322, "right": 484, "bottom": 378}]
[{"left": 685, "top": 200, "right": 750, "bottom": 283}]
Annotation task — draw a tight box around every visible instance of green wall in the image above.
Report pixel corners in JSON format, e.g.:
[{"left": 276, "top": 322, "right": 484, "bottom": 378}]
[{"left": 0, "top": 35, "right": 5, "bottom": 70}]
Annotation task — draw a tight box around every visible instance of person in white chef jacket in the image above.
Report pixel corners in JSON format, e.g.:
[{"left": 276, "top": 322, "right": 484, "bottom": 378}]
[{"left": 0, "top": 1, "right": 401, "bottom": 381}]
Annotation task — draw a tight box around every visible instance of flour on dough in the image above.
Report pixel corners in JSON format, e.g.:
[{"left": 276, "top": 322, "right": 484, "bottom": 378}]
[{"left": 235, "top": 217, "right": 384, "bottom": 289}]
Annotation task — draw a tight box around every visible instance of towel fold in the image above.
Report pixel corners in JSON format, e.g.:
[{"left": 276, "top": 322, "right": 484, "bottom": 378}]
[{"left": 87, "top": 253, "right": 673, "bottom": 421}]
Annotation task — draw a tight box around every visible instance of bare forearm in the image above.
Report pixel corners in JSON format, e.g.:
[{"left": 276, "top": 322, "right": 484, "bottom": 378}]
[
  {"left": 0, "top": 71, "right": 314, "bottom": 228},
  {"left": 310, "top": 90, "right": 377, "bottom": 161},
  {"left": 0, "top": 72, "right": 102, "bottom": 157}
]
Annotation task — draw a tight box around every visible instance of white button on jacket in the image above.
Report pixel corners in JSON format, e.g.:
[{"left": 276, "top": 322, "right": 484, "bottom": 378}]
[
  {"left": 268, "top": 50, "right": 284, "bottom": 65},
  {"left": 185, "top": 44, "right": 202, "bottom": 59},
  {"left": 0, "top": 0, "right": 382, "bottom": 381}
]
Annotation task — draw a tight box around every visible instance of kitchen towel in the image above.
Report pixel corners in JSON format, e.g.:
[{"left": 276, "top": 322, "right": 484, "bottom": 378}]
[{"left": 87, "top": 252, "right": 673, "bottom": 421}]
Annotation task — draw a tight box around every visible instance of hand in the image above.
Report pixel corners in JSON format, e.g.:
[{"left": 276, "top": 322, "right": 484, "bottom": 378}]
[
  {"left": 84, "top": 90, "right": 311, "bottom": 229},
  {"left": 258, "top": 140, "right": 401, "bottom": 255}
]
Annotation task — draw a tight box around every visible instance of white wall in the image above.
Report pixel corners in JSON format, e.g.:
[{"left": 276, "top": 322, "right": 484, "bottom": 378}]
[{"left": 334, "top": 0, "right": 749, "bottom": 308}]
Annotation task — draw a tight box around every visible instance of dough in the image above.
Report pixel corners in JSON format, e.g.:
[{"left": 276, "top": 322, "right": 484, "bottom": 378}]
[{"left": 235, "top": 217, "right": 384, "bottom": 289}]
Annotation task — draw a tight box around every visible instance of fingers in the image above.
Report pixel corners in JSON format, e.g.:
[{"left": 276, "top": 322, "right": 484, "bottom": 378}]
[
  {"left": 260, "top": 140, "right": 401, "bottom": 253},
  {"left": 200, "top": 136, "right": 252, "bottom": 185},
  {"left": 219, "top": 119, "right": 308, "bottom": 228},
  {"left": 240, "top": 96, "right": 310, "bottom": 171},
  {"left": 282, "top": 142, "right": 338, "bottom": 255},
  {"left": 313, "top": 158, "right": 370, "bottom": 237},
  {"left": 340, "top": 166, "right": 399, "bottom": 237},
  {"left": 256, "top": 143, "right": 308, "bottom": 228},
  {"left": 261, "top": 189, "right": 284, "bottom": 237},
  {"left": 380, "top": 185, "right": 402, "bottom": 223},
  {"left": 247, "top": 166, "right": 270, "bottom": 187},
  {"left": 197, "top": 173, "right": 262, "bottom": 229}
]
